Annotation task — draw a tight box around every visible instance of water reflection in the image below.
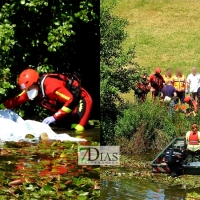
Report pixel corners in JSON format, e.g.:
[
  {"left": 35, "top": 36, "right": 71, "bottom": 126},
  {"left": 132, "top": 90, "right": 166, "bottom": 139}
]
[
  {"left": 101, "top": 178, "right": 200, "bottom": 200},
  {"left": 0, "top": 128, "right": 100, "bottom": 182},
  {"left": 54, "top": 127, "right": 100, "bottom": 142}
]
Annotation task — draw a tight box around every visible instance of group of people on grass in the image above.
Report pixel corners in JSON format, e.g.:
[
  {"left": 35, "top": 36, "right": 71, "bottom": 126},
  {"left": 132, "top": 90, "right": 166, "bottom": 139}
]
[{"left": 135, "top": 66, "right": 200, "bottom": 116}]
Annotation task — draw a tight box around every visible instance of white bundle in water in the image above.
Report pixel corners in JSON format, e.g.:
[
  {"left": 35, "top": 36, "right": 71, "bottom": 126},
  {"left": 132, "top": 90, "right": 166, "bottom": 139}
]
[{"left": 0, "top": 109, "right": 86, "bottom": 142}]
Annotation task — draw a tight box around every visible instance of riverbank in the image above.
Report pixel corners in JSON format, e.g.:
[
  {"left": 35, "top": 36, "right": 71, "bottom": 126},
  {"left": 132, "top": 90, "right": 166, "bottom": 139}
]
[{"left": 101, "top": 154, "right": 200, "bottom": 189}]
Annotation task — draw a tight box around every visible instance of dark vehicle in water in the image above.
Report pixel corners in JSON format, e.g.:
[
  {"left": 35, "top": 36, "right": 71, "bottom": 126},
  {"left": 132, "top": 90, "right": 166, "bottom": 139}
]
[{"left": 151, "top": 137, "right": 200, "bottom": 175}]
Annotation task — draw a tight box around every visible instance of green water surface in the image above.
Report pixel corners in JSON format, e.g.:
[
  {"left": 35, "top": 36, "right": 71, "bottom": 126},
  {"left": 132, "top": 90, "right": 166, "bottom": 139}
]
[{"left": 101, "top": 152, "right": 200, "bottom": 200}]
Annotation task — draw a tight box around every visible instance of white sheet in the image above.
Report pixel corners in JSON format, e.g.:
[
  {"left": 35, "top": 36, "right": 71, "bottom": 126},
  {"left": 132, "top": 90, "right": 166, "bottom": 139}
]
[{"left": 0, "top": 110, "right": 86, "bottom": 142}]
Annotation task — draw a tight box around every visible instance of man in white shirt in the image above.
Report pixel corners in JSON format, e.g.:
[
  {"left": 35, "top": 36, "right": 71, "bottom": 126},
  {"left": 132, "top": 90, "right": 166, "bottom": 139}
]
[{"left": 187, "top": 67, "right": 200, "bottom": 101}]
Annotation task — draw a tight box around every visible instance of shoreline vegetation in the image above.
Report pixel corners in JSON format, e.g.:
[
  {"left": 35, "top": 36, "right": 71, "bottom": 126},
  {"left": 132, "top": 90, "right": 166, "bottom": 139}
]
[{"left": 101, "top": 154, "right": 200, "bottom": 189}]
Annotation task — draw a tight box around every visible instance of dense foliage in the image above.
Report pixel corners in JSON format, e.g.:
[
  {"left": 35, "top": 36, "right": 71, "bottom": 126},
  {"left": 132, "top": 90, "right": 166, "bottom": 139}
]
[
  {"left": 0, "top": 140, "right": 100, "bottom": 199},
  {"left": 0, "top": 0, "right": 99, "bottom": 121},
  {"left": 114, "top": 99, "right": 200, "bottom": 151},
  {"left": 100, "top": 5, "right": 146, "bottom": 144},
  {"left": 115, "top": 101, "right": 176, "bottom": 141}
]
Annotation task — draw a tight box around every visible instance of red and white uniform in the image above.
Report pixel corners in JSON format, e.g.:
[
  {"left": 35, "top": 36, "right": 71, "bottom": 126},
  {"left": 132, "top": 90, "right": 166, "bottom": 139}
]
[{"left": 0, "top": 76, "right": 92, "bottom": 128}]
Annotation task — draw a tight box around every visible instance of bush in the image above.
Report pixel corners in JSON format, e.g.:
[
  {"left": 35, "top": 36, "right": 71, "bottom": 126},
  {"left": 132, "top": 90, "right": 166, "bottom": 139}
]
[
  {"left": 114, "top": 100, "right": 200, "bottom": 151},
  {"left": 172, "top": 111, "right": 200, "bottom": 136},
  {"left": 115, "top": 101, "right": 176, "bottom": 139}
]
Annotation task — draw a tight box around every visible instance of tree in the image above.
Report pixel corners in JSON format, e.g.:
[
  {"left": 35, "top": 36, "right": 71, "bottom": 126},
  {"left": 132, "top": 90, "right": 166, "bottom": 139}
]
[
  {"left": 0, "top": 0, "right": 99, "bottom": 121},
  {"left": 100, "top": 5, "right": 144, "bottom": 144}
]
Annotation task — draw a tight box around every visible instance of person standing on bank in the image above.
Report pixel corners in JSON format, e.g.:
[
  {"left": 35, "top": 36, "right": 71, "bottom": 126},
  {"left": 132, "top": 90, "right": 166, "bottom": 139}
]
[
  {"left": 173, "top": 68, "right": 187, "bottom": 111},
  {"left": 149, "top": 67, "right": 165, "bottom": 102},
  {"left": 187, "top": 67, "right": 200, "bottom": 102},
  {"left": 163, "top": 68, "right": 173, "bottom": 83},
  {"left": 0, "top": 69, "right": 92, "bottom": 132},
  {"left": 160, "top": 80, "right": 177, "bottom": 116}
]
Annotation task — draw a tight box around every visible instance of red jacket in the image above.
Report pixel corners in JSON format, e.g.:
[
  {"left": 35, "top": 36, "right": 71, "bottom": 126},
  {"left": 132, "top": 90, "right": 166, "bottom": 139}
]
[
  {"left": 137, "top": 82, "right": 150, "bottom": 93},
  {"left": 149, "top": 74, "right": 165, "bottom": 90},
  {"left": 2, "top": 75, "right": 82, "bottom": 121}
]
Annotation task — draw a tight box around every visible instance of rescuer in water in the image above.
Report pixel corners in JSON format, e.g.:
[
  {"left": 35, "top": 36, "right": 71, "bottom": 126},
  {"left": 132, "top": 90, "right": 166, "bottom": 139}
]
[{"left": 0, "top": 69, "right": 92, "bottom": 132}]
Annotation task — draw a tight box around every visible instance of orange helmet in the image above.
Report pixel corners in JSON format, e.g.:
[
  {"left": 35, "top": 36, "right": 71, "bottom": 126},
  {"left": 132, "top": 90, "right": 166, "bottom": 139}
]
[
  {"left": 18, "top": 69, "right": 39, "bottom": 90},
  {"left": 155, "top": 67, "right": 161, "bottom": 74},
  {"left": 184, "top": 96, "right": 192, "bottom": 103}
]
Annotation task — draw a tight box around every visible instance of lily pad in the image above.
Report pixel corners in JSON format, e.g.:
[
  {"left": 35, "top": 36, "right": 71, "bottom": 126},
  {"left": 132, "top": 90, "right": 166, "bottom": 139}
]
[
  {"left": 77, "top": 195, "right": 88, "bottom": 200},
  {"left": 25, "top": 134, "right": 35, "bottom": 139}
]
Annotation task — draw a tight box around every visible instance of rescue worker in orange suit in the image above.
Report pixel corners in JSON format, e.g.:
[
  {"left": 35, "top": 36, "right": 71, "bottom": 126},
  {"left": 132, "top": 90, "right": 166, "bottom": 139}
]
[
  {"left": 185, "top": 123, "right": 200, "bottom": 162},
  {"left": 149, "top": 67, "right": 165, "bottom": 102},
  {"left": 173, "top": 69, "right": 187, "bottom": 111},
  {"left": 0, "top": 69, "right": 92, "bottom": 132},
  {"left": 134, "top": 74, "right": 150, "bottom": 103},
  {"left": 183, "top": 96, "right": 198, "bottom": 117},
  {"left": 163, "top": 68, "right": 173, "bottom": 83}
]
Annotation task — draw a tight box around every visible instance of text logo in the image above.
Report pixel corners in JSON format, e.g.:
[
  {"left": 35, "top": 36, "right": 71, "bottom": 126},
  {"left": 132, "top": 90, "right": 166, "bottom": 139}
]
[{"left": 78, "top": 146, "right": 120, "bottom": 165}]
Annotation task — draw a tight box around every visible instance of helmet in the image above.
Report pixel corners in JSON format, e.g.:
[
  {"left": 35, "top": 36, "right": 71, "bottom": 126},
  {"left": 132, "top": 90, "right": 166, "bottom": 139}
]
[
  {"left": 18, "top": 69, "right": 39, "bottom": 90},
  {"left": 184, "top": 96, "right": 192, "bottom": 103},
  {"left": 155, "top": 67, "right": 161, "bottom": 74}
]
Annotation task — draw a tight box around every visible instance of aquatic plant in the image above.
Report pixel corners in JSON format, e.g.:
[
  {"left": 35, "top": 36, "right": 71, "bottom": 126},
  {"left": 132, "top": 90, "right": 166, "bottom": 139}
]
[{"left": 0, "top": 140, "right": 100, "bottom": 199}]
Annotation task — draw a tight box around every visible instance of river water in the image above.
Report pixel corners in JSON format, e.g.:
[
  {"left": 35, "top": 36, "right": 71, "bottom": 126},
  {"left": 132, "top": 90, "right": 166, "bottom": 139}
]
[
  {"left": 54, "top": 127, "right": 100, "bottom": 142},
  {"left": 53, "top": 129, "right": 200, "bottom": 199},
  {"left": 0, "top": 127, "right": 100, "bottom": 198},
  {"left": 101, "top": 178, "right": 200, "bottom": 200},
  {"left": 100, "top": 152, "right": 200, "bottom": 200}
]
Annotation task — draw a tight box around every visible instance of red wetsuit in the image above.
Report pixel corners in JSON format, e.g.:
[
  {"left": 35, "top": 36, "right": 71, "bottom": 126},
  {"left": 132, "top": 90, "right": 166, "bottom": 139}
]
[
  {"left": 149, "top": 74, "right": 165, "bottom": 98},
  {"left": 0, "top": 75, "right": 92, "bottom": 128}
]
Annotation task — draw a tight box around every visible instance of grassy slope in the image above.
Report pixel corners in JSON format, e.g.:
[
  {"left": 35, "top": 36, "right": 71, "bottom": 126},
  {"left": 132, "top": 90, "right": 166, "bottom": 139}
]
[{"left": 102, "top": 0, "right": 200, "bottom": 101}]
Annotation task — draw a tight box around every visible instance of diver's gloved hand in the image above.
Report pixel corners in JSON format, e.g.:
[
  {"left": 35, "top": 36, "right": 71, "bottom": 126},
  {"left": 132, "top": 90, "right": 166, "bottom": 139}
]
[
  {"left": 0, "top": 103, "right": 6, "bottom": 110},
  {"left": 42, "top": 116, "right": 56, "bottom": 125}
]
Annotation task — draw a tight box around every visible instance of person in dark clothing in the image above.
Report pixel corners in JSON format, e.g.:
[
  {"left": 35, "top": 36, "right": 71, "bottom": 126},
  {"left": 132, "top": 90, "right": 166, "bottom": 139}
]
[
  {"left": 134, "top": 75, "right": 150, "bottom": 103},
  {"left": 149, "top": 67, "right": 165, "bottom": 102},
  {"left": 160, "top": 80, "right": 177, "bottom": 116}
]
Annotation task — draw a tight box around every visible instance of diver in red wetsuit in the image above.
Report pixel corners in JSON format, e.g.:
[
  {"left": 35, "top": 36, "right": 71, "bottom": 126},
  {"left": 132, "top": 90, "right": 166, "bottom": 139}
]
[
  {"left": 149, "top": 67, "right": 165, "bottom": 102},
  {"left": 0, "top": 69, "right": 92, "bottom": 132}
]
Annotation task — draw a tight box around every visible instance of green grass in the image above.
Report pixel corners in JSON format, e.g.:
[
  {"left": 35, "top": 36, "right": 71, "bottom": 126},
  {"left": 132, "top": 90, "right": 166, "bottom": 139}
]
[{"left": 102, "top": 0, "right": 200, "bottom": 102}]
